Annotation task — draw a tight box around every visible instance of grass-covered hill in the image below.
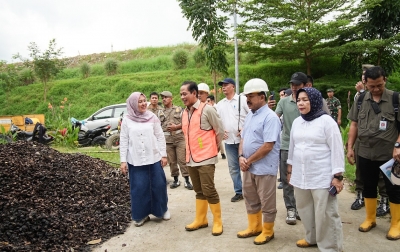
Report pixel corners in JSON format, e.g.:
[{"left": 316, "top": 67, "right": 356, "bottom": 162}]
[{"left": 1, "top": 43, "right": 400, "bottom": 127}]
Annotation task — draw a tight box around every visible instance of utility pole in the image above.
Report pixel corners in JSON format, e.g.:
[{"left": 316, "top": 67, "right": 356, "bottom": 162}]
[{"left": 233, "top": 1, "right": 239, "bottom": 94}]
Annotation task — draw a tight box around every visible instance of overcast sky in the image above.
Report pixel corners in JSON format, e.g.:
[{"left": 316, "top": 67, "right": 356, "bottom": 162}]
[{"left": 0, "top": 0, "right": 197, "bottom": 62}]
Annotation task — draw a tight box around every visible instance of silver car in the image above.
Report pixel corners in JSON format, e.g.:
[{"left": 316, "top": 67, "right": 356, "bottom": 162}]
[{"left": 83, "top": 103, "right": 127, "bottom": 131}]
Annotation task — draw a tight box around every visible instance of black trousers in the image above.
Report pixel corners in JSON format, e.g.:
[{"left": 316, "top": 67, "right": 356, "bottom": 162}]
[{"left": 358, "top": 156, "right": 400, "bottom": 203}]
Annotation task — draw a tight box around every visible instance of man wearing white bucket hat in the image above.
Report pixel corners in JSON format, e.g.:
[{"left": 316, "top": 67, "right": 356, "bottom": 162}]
[{"left": 198, "top": 83, "right": 226, "bottom": 160}]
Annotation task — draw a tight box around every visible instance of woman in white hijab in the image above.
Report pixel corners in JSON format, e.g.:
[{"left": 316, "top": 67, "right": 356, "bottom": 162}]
[{"left": 120, "top": 92, "right": 170, "bottom": 227}]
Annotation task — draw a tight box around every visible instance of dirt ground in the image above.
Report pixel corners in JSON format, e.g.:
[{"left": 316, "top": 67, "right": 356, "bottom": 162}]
[{"left": 93, "top": 158, "right": 397, "bottom": 252}]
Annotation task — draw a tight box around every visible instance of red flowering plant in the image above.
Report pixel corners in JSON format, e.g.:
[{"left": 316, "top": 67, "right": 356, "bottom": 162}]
[{"left": 47, "top": 97, "right": 78, "bottom": 147}]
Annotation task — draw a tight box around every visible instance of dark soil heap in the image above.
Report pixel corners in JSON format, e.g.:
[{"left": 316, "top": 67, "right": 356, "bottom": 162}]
[{"left": 0, "top": 141, "right": 131, "bottom": 251}]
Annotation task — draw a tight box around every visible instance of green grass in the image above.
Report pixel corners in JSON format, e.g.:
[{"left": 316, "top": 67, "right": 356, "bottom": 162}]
[{"left": 53, "top": 146, "right": 120, "bottom": 168}]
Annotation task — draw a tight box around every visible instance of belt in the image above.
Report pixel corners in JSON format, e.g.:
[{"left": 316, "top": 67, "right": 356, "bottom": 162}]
[{"left": 164, "top": 129, "right": 182, "bottom": 136}]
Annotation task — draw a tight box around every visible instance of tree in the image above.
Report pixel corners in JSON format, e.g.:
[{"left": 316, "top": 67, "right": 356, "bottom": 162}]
[
  {"left": 238, "top": 0, "right": 358, "bottom": 75},
  {"left": 14, "top": 39, "right": 65, "bottom": 102},
  {"left": 178, "top": 0, "right": 230, "bottom": 100},
  {"left": 360, "top": 0, "right": 400, "bottom": 74},
  {"left": 338, "top": 0, "right": 400, "bottom": 76}
]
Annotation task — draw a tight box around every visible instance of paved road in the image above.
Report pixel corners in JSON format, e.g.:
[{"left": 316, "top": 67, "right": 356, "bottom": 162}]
[{"left": 93, "top": 158, "right": 396, "bottom": 252}]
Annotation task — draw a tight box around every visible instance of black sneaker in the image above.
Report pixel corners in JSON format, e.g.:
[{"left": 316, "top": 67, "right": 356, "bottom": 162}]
[
  {"left": 221, "top": 154, "right": 226, "bottom": 159},
  {"left": 376, "top": 197, "right": 390, "bottom": 217},
  {"left": 184, "top": 181, "right": 193, "bottom": 190},
  {"left": 277, "top": 182, "right": 283, "bottom": 189},
  {"left": 170, "top": 180, "right": 180, "bottom": 189},
  {"left": 231, "top": 194, "right": 243, "bottom": 202},
  {"left": 351, "top": 191, "right": 364, "bottom": 210},
  {"left": 296, "top": 209, "right": 301, "bottom": 220}
]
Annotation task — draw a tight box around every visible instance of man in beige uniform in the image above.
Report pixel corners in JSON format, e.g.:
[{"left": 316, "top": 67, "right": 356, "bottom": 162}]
[
  {"left": 159, "top": 91, "right": 193, "bottom": 190},
  {"left": 147, "top": 92, "right": 163, "bottom": 115}
]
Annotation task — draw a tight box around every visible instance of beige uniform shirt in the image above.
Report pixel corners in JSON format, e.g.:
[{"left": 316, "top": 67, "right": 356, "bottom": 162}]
[
  {"left": 159, "top": 105, "right": 184, "bottom": 143},
  {"left": 348, "top": 89, "right": 400, "bottom": 161},
  {"left": 147, "top": 105, "right": 163, "bottom": 116},
  {"left": 185, "top": 99, "right": 224, "bottom": 167}
]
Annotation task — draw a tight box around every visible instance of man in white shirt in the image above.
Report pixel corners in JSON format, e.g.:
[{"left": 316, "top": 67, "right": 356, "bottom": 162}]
[{"left": 216, "top": 78, "right": 250, "bottom": 202}]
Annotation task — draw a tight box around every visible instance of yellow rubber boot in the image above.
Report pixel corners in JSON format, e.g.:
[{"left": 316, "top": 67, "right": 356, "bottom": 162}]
[
  {"left": 185, "top": 199, "right": 209, "bottom": 231},
  {"left": 296, "top": 239, "right": 317, "bottom": 248},
  {"left": 359, "top": 198, "right": 377, "bottom": 232},
  {"left": 209, "top": 202, "right": 223, "bottom": 236},
  {"left": 387, "top": 202, "right": 400, "bottom": 240},
  {"left": 254, "top": 222, "right": 274, "bottom": 245},
  {"left": 237, "top": 211, "right": 262, "bottom": 238}
]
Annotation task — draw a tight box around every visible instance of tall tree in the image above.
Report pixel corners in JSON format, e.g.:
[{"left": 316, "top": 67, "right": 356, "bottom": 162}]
[
  {"left": 360, "top": 0, "right": 400, "bottom": 73},
  {"left": 14, "top": 39, "right": 65, "bottom": 102},
  {"left": 178, "top": 0, "right": 230, "bottom": 100},
  {"left": 339, "top": 0, "right": 400, "bottom": 76},
  {"left": 238, "top": 0, "right": 358, "bottom": 75}
]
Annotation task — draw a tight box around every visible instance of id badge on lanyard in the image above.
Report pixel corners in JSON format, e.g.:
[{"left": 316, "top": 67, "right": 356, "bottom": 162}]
[{"left": 379, "top": 117, "right": 387, "bottom": 131}]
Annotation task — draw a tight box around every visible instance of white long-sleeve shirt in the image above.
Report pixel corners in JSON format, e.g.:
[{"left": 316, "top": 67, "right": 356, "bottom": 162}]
[
  {"left": 287, "top": 114, "right": 345, "bottom": 189},
  {"left": 119, "top": 118, "right": 167, "bottom": 166},
  {"left": 216, "top": 94, "right": 249, "bottom": 144}
]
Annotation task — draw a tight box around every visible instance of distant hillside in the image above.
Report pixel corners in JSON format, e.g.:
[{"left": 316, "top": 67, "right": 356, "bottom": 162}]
[{"left": 1, "top": 43, "right": 399, "bottom": 128}]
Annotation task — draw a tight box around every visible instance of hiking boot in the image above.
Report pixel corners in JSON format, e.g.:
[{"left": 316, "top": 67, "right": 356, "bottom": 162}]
[
  {"left": 277, "top": 182, "right": 283, "bottom": 189},
  {"left": 376, "top": 197, "right": 390, "bottom": 217},
  {"left": 221, "top": 153, "right": 226, "bottom": 159},
  {"left": 184, "top": 181, "right": 193, "bottom": 190},
  {"left": 170, "top": 176, "right": 180, "bottom": 189},
  {"left": 286, "top": 208, "right": 297, "bottom": 225},
  {"left": 231, "top": 194, "right": 244, "bottom": 202},
  {"left": 351, "top": 191, "right": 364, "bottom": 210}
]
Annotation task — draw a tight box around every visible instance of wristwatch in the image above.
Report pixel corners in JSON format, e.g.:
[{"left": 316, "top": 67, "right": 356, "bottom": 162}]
[
  {"left": 395, "top": 142, "right": 400, "bottom": 148},
  {"left": 238, "top": 154, "right": 244, "bottom": 158},
  {"left": 334, "top": 174, "right": 344, "bottom": 181}
]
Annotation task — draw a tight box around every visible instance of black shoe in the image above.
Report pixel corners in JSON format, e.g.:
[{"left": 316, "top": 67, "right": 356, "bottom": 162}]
[
  {"left": 376, "top": 197, "right": 390, "bottom": 217},
  {"left": 170, "top": 180, "right": 180, "bottom": 189},
  {"left": 351, "top": 191, "right": 364, "bottom": 210},
  {"left": 277, "top": 182, "right": 283, "bottom": 189},
  {"left": 296, "top": 210, "right": 301, "bottom": 220},
  {"left": 221, "top": 154, "right": 226, "bottom": 159},
  {"left": 231, "top": 194, "right": 243, "bottom": 202},
  {"left": 184, "top": 181, "right": 193, "bottom": 190}
]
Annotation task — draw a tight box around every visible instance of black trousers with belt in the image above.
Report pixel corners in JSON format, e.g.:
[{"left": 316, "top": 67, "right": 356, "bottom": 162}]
[{"left": 358, "top": 156, "right": 400, "bottom": 203}]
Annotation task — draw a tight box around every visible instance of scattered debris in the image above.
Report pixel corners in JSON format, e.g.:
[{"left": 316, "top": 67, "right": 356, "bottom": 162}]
[{"left": 0, "top": 141, "right": 131, "bottom": 251}]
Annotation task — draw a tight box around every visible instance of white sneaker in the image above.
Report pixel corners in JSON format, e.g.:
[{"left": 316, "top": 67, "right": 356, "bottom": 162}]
[
  {"left": 134, "top": 216, "right": 150, "bottom": 227},
  {"left": 163, "top": 210, "right": 171, "bottom": 220},
  {"left": 286, "top": 208, "right": 297, "bottom": 225}
]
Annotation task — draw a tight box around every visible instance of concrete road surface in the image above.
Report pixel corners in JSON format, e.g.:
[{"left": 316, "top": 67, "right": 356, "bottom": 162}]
[{"left": 93, "top": 158, "right": 397, "bottom": 252}]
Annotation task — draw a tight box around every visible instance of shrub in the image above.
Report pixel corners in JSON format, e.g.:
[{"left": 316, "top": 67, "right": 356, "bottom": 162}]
[
  {"left": 193, "top": 48, "right": 206, "bottom": 67},
  {"left": 104, "top": 59, "right": 119, "bottom": 75},
  {"left": 46, "top": 97, "right": 79, "bottom": 148},
  {"left": 80, "top": 62, "right": 91, "bottom": 79},
  {"left": 172, "top": 49, "right": 189, "bottom": 69},
  {"left": 19, "top": 68, "right": 35, "bottom": 85}
]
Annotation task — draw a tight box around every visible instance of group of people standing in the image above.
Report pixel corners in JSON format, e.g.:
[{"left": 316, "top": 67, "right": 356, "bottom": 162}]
[{"left": 118, "top": 66, "right": 400, "bottom": 251}]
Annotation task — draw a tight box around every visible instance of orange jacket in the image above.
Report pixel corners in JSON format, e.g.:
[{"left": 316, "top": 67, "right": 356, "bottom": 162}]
[{"left": 182, "top": 102, "right": 218, "bottom": 163}]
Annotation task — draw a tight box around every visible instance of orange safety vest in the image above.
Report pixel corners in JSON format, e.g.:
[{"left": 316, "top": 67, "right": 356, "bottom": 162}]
[{"left": 181, "top": 102, "right": 218, "bottom": 163}]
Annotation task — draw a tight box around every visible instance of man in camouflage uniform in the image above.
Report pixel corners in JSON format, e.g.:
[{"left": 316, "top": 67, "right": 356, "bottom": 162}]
[
  {"left": 326, "top": 88, "right": 342, "bottom": 126},
  {"left": 159, "top": 91, "right": 193, "bottom": 190},
  {"left": 147, "top": 91, "right": 163, "bottom": 115}
]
